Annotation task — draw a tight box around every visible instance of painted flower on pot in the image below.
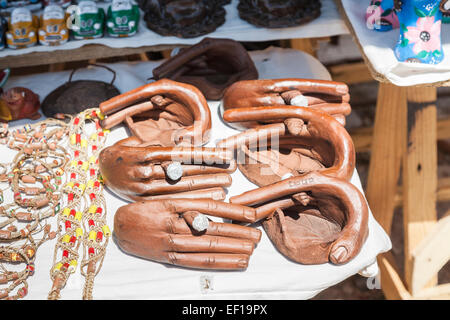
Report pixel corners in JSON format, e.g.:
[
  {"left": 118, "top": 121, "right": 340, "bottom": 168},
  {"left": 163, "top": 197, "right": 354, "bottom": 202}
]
[
  {"left": 394, "top": 2, "right": 444, "bottom": 64},
  {"left": 404, "top": 16, "right": 441, "bottom": 57}
]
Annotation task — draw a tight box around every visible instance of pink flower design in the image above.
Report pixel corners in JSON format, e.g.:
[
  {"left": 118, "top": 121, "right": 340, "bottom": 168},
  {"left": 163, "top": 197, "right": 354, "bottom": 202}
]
[
  {"left": 404, "top": 16, "right": 441, "bottom": 54},
  {"left": 366, "top": 5, "right": 383, "bottom": 29}
]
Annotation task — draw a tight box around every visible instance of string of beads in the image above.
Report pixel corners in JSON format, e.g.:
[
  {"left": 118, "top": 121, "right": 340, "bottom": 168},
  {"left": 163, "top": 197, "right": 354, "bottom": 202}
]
[
  {"left": 0, "top": 120, "right": 68, "bottom": 300},
  {"left": 48, "top": 108, "right": 110, "bottom": 300}
]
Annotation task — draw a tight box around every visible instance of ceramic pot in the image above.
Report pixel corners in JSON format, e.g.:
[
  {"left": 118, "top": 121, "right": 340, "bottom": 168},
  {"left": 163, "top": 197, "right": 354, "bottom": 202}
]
[
  {"left": 366, "top": 0, "right": 399, "bottom": 31},
  {"left": 394, "top": 0, "right": 444, "bottom": 64}
]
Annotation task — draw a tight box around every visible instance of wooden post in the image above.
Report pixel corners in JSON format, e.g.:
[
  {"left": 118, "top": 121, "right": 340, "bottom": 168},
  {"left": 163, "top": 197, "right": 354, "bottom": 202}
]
[
  {"left": 290, "top": 38, "right": 317, "bottom": 56},
  {"left": 48, "top": 63, "right": 66, "bottom": 72},
  {"left": 366, "top": 83, "right": 407, "bottom": 235},
  {"left": 161, "top": 50, "right": 173, "bottom": 59},
  {"left": 403, "top": 86, "right": 438, "bottom": 295}
]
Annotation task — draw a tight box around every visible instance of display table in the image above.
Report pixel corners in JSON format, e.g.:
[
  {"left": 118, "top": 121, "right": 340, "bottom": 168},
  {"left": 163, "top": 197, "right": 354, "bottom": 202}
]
[
  {"left": 337, "top": 0, "right": 450, "bottom": 87},
  {"left": 336, "top": 0, "right": 450, "bottom": 299},
  {"left": 0, "top": 0, "right": 349, "bottom": 68},
  {"left": 1, "top": 47, "right": 391, "bottom": 300}
]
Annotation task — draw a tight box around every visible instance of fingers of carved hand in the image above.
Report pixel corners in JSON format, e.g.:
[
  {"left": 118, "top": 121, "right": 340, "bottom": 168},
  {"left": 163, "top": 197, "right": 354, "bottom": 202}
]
[
  {"left": 165, "top": 252, "right": 250, "bottom": 270},
  {"left": 115, "top": 201, "right": 260, "bottom": 270},
  {"left": 127, "top": 173, "right": 232, "bottom": 196},
  {"left": 126, "top": 161, "right": 235, "bottom": 182},
  {"left": 182, "top": 211, "right": 261, "bottom": 243},
  {"left": 329, "top": 232, "right": 362, "bottom": 265},
  {"left": 165, "top": 234, "right": 255, "bottom": 255},
  {"left": 127, "top": 165, "right": 155, "bottom": 181}
]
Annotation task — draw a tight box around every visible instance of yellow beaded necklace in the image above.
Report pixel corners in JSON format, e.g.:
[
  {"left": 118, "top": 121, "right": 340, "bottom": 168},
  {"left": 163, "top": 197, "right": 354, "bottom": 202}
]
[{"left": 48, "top": 108, "right": 110, "bottom": 300}]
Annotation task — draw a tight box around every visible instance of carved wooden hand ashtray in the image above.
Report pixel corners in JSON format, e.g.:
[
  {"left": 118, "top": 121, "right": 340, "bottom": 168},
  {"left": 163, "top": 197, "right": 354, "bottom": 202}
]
[
  {"left": 217, "top": 105, "right": 355, "bottom": 186},
  {"left": 153, "top": 38, "right": 258, "bottom": 100},
  {"left": 99, "top": 137, "right": 236, "bottom": 201},
  {"left": 222, "top": 79, "right": 350, "bottom": 129},
  {"left": 114, "top": 198, "right": 261, "bottom": 270},
  {"left": 99, "top": 79, "right": 211, "bottom": 147},
  {"left": 230, "top": 172, "right": 369, "bottom": 265}
]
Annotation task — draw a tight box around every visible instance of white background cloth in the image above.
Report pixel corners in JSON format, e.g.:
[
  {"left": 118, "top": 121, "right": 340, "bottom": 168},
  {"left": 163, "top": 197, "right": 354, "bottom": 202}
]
[
  {"left": 2, "top": 47, "right": 391, "bottom": 300},
  {"left": 341, "top": 0, "right": 450, "bottom": 86},
  {"left": 0, "top": 0, "right": 348, "bottom": 59}
]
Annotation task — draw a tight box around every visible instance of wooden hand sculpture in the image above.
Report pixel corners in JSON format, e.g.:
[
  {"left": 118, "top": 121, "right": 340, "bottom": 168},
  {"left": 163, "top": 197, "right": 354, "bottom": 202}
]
[
  {"left": 114, "top": 199, "right": 261, "bottom": 270},
  {"left": 99, "top": 137, "right": 236, "bottom": 202},
  {"left": 229, "top": 172, "right": 369, "bottom": 265},
  {"left": 222, "top": 79, "right": 350, "bottom": 128},
  {"left": 99, "top": 79, "right": 211, "bottom": 146},
  {"left": 217, "top": 106, "right": 355, "bottom": 186},
  {"left": 153, "top": 38, "right": 258, "bottom": 100}
]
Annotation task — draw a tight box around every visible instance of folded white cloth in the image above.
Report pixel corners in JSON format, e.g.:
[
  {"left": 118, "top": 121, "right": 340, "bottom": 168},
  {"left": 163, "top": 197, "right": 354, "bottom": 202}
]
[
  {"left": 4, "top": 47, "right": 391, "bottom": 300},
  {"left": 341, "top": 0, "right": 450, "bottom": 86}
]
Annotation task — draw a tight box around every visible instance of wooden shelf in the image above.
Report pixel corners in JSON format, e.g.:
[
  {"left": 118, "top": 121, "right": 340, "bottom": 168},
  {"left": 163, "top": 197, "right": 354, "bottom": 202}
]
[{"left": 0, "top": 43, "right": 181, "bottom": 69}]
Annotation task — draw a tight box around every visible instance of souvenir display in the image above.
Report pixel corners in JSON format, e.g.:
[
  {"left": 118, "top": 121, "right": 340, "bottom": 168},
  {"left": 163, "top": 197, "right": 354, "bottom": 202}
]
[
  {"left": 365, "top": 0, "right": 399, "bottom": 31},
  {"left": 0, "top": 87, "right": 41, "bottom": 122},
  {"left": 222, "top": 79, "right": 351, "bottom": 129},
  {"left": 229, "top": 172, "right": 369, "bottom": 265},
  {"left": 0, "top": 15, "right": 7, "bottom": 50},
  {"left": 106, "top": 0, "right": 140, "bottom": 37},
  {"left": 70, "top": 0, "right": 105, "bottom": 40},
  {"left": 394, "top": 0, "right": 446, "bottom": 64},
  {"left": 48, "top": 109, "right": 110, "bottom": 300},
  {"left": 114, "top": 198, "right": 261, "bottom": 270},
  {"left": 38, "top": 4, "right": 68, "bottom": 46},
  {"left": 217, "top": 105, "right": 355, "bottom": 186},
  {"left": 237, "top": 0, "right": 321, "bottom": 28},
  {"left": 138, "top": 0, "right": 231, "bottom": 38},
  {"left": 41, "top": 64, "right": 120, "bottom": 119},
  {"left": 99, "top": 79, "right": 211, "bottom": 146},
  {"left": 0, "top": 0, "right": 42, "bottom": 12},
  {"left": 0, "top": 119, "right": 69, "bottom": 299},
  {"left": 5, "top": 7, "right": 39, "bottom": 49},
  {"left": 152, "top": 38, "right": 259, "bottom": 100},
  {"left": 99, "top": 139, "right": 236, "bottom": 201}
]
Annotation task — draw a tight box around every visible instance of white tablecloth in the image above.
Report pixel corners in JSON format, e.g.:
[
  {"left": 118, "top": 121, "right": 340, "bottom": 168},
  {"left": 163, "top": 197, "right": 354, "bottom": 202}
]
[
  {"left": 0, "top": 0, "right": 348, "bottom": 59},
  {"left": 2, "top": 46, "right": 391, "bottom": 300},
  {"left": 340, "top": 0, "right": 450, "bottom": 86}
]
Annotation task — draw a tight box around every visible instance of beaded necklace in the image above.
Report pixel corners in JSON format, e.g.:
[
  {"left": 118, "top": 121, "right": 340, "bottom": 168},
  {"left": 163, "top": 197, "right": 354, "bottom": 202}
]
[
  {"left": 0, "top": 120, "right": 69, "bottom": 300},
  {"left": 48, "top": 108, "right": 110, "bottom": 300}
]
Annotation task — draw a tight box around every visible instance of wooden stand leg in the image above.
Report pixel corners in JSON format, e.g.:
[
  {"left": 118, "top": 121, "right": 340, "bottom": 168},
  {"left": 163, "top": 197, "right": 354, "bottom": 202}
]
[
  {"left": 48, "top": 63, "right": 66, "bottom": 72},
  {"left": 369, "top": 85, "right": 449, "bottom": 299},
  {"left": 366, "top": 83, "right": 406, "bottom": 234},
  {"left": 403, "top": 87, "right": 438, "bottom": 295},
  {"left": 161, "top": 50, "right": 173, "bottom": 59},
  {"left": 139, "top": 53, "right": 149, "bottom": 61},
  {"left": 290, "top": 39, "right": 317, "bottom": 56}
]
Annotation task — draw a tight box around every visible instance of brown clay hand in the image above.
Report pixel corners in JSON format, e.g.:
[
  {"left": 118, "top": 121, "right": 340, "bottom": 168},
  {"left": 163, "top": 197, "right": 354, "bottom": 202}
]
[
  {"left": 217, "top": 106, "right": 355, "bottom": 183},
  {"left": 222, "top": 79, "right": 350, "bottom": 127},
  {"left": 99, "top": 138, "right": 236, "bottom": 202},
  {"left": 99, "top": 79, "right": 211, "bottom": 146},
  {"left": 229, "top": 172, "right": 369, "bottom": 265},
  {"left": 152, "top": 38, "right": 258, "bottom": 100},
  {"left": 114, "top": 199, "right": 262, "bottom": 270}
]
